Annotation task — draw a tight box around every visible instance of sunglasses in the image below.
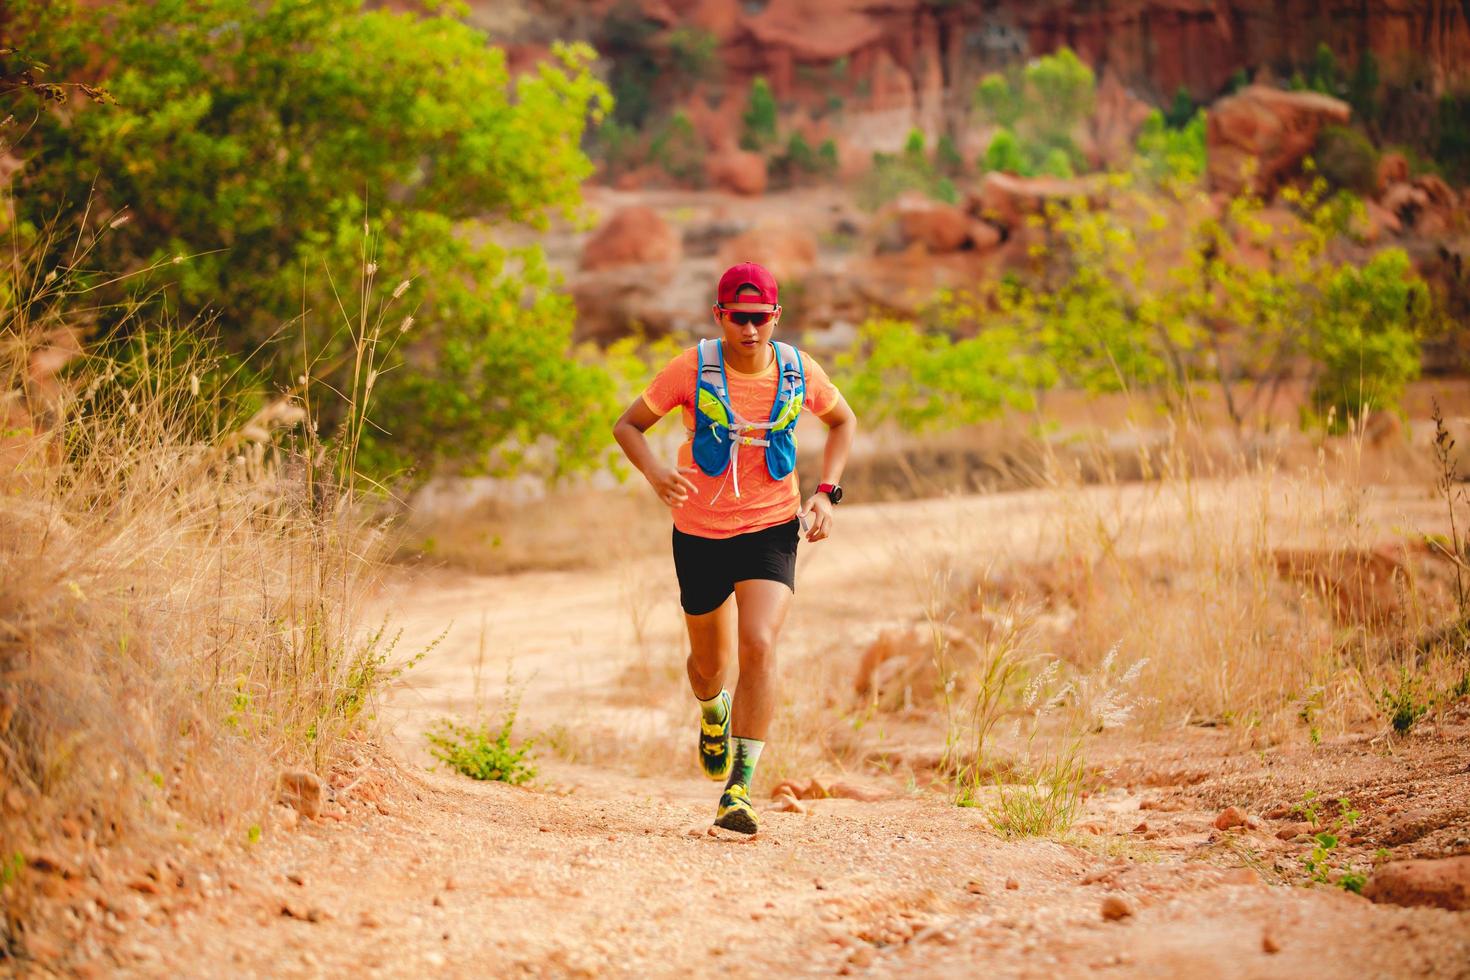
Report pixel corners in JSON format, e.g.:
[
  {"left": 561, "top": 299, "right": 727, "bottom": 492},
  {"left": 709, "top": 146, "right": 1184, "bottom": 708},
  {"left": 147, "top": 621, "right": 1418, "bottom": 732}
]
[{"left": 719, "top": 306, "right": 778, "bottom": 327}]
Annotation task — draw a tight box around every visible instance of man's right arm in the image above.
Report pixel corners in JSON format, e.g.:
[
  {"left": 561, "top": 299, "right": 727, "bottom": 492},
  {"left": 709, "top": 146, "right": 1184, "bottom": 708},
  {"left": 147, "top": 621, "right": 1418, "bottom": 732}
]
[{"left": 613, "top": 398, "right": 698, "bottom": 508}]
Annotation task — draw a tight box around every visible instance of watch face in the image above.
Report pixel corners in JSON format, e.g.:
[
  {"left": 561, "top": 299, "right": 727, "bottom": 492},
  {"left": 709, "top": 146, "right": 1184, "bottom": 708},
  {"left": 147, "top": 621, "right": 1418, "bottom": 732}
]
[{"left": 827, "top": 485, "right": 843, "bottom": 505}]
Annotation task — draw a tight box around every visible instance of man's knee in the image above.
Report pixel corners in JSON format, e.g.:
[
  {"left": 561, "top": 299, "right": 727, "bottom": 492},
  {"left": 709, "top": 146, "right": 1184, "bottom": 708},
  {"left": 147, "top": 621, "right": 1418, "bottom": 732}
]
[
  {"left": 687, "top": 647, "right": 724, "bottom": 682},
  {"left": 738, "top": 628, "right": 777, "bottom": 664}
]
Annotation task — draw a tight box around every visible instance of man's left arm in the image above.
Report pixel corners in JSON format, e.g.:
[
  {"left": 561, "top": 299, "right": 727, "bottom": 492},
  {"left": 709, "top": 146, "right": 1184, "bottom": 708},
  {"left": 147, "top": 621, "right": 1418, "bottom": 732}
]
[{"left": 801, "top": 393, "right": 856, "bottom": 542}]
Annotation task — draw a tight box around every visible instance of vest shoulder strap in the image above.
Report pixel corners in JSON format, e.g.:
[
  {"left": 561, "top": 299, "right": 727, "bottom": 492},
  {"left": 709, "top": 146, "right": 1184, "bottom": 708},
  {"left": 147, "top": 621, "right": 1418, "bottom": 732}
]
[
  {"left": 772, "top": 341, "right": 805, "bottom": 394},
  {"left": 696, "top": 338, "right": 727, "bottom": 399}
]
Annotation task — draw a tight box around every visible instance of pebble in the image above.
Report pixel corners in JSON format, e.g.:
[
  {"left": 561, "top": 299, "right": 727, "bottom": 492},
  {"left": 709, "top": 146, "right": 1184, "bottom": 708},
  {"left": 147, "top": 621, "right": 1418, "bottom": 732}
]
[
  {"left": 1262, "top": 928, "right": 1282, "bottom": 954},
  {"left": 1213, "top": 806, "right": 1248, "bottom": 831},
  {"left": 1100, "top": 895, "right": 1134, "bottom": 921},
  {"left": 1005, "top": 878, "right": 1019, "bottom": 891},
  {"left": 277, "top": 770, "right": 323, "bottom": 820}
]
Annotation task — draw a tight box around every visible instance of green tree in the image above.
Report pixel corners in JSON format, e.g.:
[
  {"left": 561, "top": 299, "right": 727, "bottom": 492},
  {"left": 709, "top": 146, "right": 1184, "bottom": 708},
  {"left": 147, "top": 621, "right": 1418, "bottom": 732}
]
[
  {"left": 603, "top": 2, "right": 661, "bottom": 128},
  {"left": 9, "top": 0, "right": 615, "bottom": 481},
  {"left": 972, "top": 47, "right": 1094, "bottom": 176},
  {"left": 1347, "top": 51, "right": 1380, "bottom": 129},
  {"left": 1308, "top": 248, "right": 1430, "bottom": 425},
  {"left": 983, "top": 129, "right": 1027, "bottom": 174},
  {"left": 1135, "top": 109, "right": 1207, "bottom": 185},
  {"left": 741, "top": 76, "right": 779, "bottom": 152},
  {"left": 1314, "top": 126, "right": 1379, "bottom": 195},
  {"left": 1308, "top": 42, "right": 1341, "bottom": 96},
  {"left": 1164, "top": 87, "right": 1196, "bottom": 129}
]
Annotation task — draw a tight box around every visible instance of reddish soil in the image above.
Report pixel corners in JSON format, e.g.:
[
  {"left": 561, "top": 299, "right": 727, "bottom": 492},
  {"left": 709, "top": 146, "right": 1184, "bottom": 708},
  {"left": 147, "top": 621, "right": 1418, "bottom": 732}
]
[{"left": 33, "top": 484, "right": 1470, "bottom": 977}]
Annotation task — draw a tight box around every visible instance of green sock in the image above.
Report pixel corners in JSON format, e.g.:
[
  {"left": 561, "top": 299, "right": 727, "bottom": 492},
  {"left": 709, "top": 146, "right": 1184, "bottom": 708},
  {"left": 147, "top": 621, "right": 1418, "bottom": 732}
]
[
  {"left": 697, "top": 690, "right": 729, "bottom": 725},
  {"left": 724, "top": 736, "right": 764, "bottom": 791}
]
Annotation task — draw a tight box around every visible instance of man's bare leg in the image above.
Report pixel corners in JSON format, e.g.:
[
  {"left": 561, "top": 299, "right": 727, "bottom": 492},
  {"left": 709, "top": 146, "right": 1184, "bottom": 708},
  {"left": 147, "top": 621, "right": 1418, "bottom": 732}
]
[
  {"left": 685, "top": 594, "right": 735, "bottom": 780},
  {"left": 714, "top": 578, "right": 792, "bottom": 834},
  {"left": 729, "top": 578, "right": 792, "bottom": 740},
  {"left": 684, "top": 593, "right": 735, "bottom": 700}
]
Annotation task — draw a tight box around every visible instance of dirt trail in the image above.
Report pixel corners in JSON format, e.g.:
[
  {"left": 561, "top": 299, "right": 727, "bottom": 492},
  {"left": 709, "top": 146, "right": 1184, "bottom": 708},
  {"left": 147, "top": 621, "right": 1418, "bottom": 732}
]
[{"left": 122, "top": 483, "right": 1470, "bottom": 978}]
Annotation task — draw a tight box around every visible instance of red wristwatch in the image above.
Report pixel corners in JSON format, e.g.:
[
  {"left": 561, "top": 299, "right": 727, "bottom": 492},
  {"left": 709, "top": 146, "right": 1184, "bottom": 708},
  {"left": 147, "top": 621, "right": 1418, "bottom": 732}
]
[{"left": 816, "top": 483, "right": 843, "bottom": 505}]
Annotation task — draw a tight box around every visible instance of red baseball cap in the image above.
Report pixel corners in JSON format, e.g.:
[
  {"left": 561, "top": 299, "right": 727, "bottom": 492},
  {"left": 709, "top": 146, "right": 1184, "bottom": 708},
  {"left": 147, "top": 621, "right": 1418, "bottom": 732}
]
[{"left": 717, "top": 262, "right": 779, "bottom": 306}]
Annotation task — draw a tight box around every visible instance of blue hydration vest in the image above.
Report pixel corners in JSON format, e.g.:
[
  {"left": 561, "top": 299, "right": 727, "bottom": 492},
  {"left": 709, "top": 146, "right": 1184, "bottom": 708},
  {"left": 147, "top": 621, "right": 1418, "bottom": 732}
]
[{"left": 691, "top": 339, "right": 805, "bottom": 496}]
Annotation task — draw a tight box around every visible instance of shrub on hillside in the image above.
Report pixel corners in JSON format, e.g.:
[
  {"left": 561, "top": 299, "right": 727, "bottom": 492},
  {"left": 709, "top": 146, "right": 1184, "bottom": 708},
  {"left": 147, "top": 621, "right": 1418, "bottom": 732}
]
[
  {"left": 973, "top": 47, "right": 1094, "bottom": 177},
  {"left": 0, "top": 219, "right": 400, "bottom": 955},
  {"left": 855, "top": 129, "right": 956, "bottom": 210},
  {"left": 836, "top": 178, "right": 1440, "bottom": 430},
  {"left": 1134, "top": 109, "right": 1207, "bottom": 185},
  {"left": 7, "top": 0, "right": 615, "bottom": 483},
  {"left": 1308, "top": 248, "right": 1432, "bottom": 426},
  {"left": 1315, "top": 126, "right": 1380, "bottom": 195}
]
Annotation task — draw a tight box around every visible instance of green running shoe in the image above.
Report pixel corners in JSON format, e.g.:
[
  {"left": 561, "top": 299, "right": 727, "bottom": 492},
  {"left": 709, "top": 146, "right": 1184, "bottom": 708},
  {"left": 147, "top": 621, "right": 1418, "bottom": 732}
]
[
  {"left": 699, "top": 690, "right": 732, "bottom": 781},
  {"left": 714, "top": 784, "right": 759, "bottom": 835}
]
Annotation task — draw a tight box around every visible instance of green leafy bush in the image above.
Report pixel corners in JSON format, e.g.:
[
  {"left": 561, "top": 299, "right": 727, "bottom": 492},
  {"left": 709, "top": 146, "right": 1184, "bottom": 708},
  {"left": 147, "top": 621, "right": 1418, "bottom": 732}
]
[
  {"left": 1308, "top": 248, "right": 1429, "bottom": 426},
  {"left": 855, "top": 130, "right": 956, "bottom": 209},
  {"left": 10, "top": 0, "right": 615, "bottom": 483},
  {"left": 837, "top": 178, "right": 1437, "bottom": 431},
  {"left": 982, "top": 128, "right": 1027, "bottom": 175},
  {"left": 741, "top": 76, "right": 779, "bottom": 152},
  {"left": 833, "top": 317, "right": 1041, "bottom": 430},
  {"left": 666, "top": 25, "right": 719, "bottom": 83},
  {"left": 426, "top": 711, "right": 536, "bottom": 785},
  {"left": 649, "top": 110, "right": 706, "bottom": 185},
  {"left": 1134, "top": 109, "right": 1207, "bottom": 184},
  {"left": 973, "top": 47, "right": 1094, "bottom": 176},
  {"left": 1315, "top": 126, "right": 1379, "bottom": 195}
]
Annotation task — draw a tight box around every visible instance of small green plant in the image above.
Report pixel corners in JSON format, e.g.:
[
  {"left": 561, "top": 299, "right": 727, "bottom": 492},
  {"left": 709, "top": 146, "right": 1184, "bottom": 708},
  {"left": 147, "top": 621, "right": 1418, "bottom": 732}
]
[
  {"left": 1377, "top": 668, "right": 1430, "bottom": 734},
  {"left": 1, "top": 852, "right": 25, "bottom": 887},
  {"left": 426, "top": 703, "right": 537, "bottom": 785},
  {"left": 1299, "top": 794, "right": 1366, "bottom": 891},
  {"left": 1298, "top": 687, "right": 1324, "bottom": 745}
]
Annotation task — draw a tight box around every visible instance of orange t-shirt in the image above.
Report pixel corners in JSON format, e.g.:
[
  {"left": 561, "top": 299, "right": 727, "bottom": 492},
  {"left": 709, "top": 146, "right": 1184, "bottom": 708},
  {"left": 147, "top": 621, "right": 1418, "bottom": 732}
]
[{"left": 641, "top": 345, "right": 840, "bottom": 539}]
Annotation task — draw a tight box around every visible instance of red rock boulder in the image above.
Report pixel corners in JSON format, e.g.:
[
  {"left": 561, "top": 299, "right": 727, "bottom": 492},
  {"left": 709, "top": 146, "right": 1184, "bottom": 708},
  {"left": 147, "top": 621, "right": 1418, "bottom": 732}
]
[
  {"left": 579, "top": 206, "right": 681, "bottom": 271},
  {"left": 716, "top": 221, "right": 818, "bottom": 285},
  {"left": 1376, "top": 152, "right": 1409, "bottom": 196},
  {"left": 967, "top": 172, "right": 1107, "bottom": 232},
  {"left": 1206, "top": 86, "right": 1351, "bottom": 197},
  {"left": 706, "top": 149, "right": 768, "bottom": 196},
  {"left": 1364, "top": 857, "right": 1470, "bottom": 911}
]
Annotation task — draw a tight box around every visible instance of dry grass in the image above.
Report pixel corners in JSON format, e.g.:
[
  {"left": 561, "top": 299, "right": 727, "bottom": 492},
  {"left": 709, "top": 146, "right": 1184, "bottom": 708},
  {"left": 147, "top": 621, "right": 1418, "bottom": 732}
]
[
  {"left": 0, "top": 228, "right": 394, "bottom": 957},
  {"left": 393, "top": 485, "right": 670, "bottom": 575}
]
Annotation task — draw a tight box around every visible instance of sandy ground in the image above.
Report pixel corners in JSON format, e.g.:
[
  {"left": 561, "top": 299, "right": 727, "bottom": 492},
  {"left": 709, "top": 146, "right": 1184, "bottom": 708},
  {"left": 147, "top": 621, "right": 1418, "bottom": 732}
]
[{"left": 75, "top": 482, "right": 1470, "bottom": 978}]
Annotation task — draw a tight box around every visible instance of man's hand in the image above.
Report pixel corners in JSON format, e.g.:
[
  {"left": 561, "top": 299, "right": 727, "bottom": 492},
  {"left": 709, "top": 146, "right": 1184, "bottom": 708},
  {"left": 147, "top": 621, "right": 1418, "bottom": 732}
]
[
  {"left": 800, "top": 492, "right": 834, "bottom": 542},
  {"left": 647, "top": 464, "right": 699, "bottom": 508}
]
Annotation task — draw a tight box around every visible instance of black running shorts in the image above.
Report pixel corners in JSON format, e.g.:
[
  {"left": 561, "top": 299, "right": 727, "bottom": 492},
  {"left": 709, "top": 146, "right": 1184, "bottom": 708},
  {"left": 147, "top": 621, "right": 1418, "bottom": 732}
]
[{"left": 671, "top": 518, "right": 799, "bottom": 616}]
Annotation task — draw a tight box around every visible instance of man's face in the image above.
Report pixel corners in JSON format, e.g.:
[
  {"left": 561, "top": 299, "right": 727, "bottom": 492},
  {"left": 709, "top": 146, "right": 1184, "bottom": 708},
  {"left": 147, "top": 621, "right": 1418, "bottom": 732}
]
[{"left": 712, "top": 297, "right": 781, "bottom": 353}]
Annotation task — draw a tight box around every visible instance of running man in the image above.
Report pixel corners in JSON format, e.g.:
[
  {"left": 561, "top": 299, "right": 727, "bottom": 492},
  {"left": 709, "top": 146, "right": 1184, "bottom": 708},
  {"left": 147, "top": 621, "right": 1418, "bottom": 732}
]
[{"left": 612, "top": 262, "right": 857, "bottom": 835}]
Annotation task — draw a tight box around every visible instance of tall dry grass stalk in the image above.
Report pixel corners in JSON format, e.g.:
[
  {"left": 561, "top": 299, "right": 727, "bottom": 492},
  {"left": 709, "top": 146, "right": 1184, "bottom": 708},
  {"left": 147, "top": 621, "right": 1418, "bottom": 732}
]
[{"left": 0, "top": 218, "right": 398, "bottom": 955}]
